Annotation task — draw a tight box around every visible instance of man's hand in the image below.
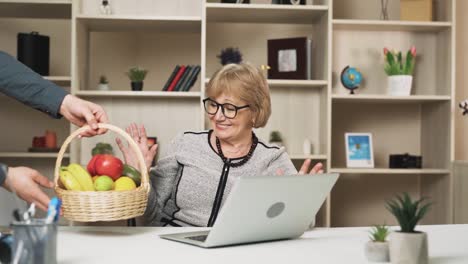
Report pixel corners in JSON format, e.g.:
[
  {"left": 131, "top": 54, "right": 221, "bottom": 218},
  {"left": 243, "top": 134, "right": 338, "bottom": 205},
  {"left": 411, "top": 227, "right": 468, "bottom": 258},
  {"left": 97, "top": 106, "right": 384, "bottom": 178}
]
[
  {"left": 60, "top": 94, "right": 109, "bottom": 137},
  {"left": 3, "top": 167, "right": 54, "bottom": 211}
]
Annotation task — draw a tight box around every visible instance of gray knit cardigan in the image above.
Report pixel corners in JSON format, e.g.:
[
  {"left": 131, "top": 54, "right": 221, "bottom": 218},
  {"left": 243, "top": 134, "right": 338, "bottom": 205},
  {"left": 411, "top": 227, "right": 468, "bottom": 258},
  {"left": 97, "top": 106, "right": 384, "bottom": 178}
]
[{"left": 143, "top": 130, "right": 298, "bottom": 227}]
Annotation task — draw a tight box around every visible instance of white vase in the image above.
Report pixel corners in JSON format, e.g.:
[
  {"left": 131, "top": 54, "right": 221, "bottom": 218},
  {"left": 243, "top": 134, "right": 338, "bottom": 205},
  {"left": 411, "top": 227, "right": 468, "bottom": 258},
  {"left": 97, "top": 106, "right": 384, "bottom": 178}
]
[
  {"left": 389, "top": 232, "right": 428, "bottom": 264},
  {"left": 388, "top": 75, "right": 413, "bottom": 96},
  {"left": 365, "top": 241, "right": 390, "bottom": 262},
  {"left": 97, "top": 83, "right": 109, "bottom": 91}
]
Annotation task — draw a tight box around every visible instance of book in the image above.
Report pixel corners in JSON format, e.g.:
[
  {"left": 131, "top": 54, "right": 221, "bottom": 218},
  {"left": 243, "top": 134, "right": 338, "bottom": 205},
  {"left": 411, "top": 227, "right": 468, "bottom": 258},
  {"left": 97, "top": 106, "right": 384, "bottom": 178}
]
[
  {"left": 182, "top": 65, "right": 201, "bottom": 92},
  {"left": 167, "top": 65, "right": 186, "bottom": 92},
  {"left": 162, "top": 65, "right": 180, "bottom": 91},
  {"left": 267, "top": 37, "right": 312, "bottom": 80},
  {"left": 174, "top": 65, "right": 192, "bottom": 91},
  {"left": 179, "top": 65, "right": 198, "bottom": 92}
]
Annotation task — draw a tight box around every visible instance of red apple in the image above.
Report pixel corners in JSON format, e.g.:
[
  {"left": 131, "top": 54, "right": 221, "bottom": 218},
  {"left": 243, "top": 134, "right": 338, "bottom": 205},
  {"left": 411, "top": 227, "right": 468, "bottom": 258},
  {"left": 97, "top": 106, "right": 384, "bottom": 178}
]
[
  {"left": 88, "top": 154, "right": 123, "bottom": 181},
  {"left": 87, "top": 155, "right": 100, "bottom": 175}
]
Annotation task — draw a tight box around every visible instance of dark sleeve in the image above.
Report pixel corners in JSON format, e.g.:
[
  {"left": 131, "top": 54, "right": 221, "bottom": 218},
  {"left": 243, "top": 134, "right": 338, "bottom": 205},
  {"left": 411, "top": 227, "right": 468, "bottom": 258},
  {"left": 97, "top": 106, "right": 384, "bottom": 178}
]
[
  {"left": 0, "top": 51, "right": 69, "bottom": 118},
  {"left": 0, "top": 163, "right": 8, "bottom": 187}
]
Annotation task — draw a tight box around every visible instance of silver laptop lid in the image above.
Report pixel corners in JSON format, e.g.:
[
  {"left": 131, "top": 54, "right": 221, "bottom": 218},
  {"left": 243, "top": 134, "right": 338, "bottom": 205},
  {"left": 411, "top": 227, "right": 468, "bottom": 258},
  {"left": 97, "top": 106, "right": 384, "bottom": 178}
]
[{"left": 204, "top": 173, "right": 339, "bottom": 247}]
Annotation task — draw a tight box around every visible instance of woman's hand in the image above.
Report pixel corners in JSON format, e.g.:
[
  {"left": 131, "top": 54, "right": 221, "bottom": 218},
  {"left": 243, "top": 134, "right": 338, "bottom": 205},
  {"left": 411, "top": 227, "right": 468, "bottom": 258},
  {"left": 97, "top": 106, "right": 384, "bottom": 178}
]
[
  {"left": 298, "top": 159, "right": 324, "bottom": 174},
  {"left": 275, "top": 159, "right": 324, "bottom": 176},
  {"left": 116, "top": 123, "right": 158, "bottom": 169}
]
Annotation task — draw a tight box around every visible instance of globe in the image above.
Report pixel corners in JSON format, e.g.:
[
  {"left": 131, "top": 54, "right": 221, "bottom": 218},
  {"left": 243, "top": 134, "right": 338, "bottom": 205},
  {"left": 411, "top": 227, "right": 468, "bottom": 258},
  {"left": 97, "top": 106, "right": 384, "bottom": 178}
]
[{"left": 340, "top": 66, "right": 363, "bottom": 94}]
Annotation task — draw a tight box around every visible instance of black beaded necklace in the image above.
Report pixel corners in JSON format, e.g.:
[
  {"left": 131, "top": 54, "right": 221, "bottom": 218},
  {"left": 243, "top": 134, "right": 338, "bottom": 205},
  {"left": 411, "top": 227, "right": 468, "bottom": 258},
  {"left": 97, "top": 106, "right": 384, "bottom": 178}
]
[{"left": 215, "top": 132, "right": 258, "bottom": 168}]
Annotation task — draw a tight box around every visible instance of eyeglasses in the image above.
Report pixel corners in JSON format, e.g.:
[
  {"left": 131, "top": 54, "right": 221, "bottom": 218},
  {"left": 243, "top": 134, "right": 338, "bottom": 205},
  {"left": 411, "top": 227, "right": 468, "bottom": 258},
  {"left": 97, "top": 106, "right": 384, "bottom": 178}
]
[{"left": 203, "top": 98, "right": 250, "bottom": 119}]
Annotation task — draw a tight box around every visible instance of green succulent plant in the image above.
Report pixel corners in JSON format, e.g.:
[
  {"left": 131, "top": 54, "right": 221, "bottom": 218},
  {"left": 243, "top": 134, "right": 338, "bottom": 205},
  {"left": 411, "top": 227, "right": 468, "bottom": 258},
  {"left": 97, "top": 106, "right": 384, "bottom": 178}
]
[
  {"left": 369, "top": 224, "right": 390, "bottom": 242},
  {"left": 126, "top": 67, "right": 148, "bottom": 82},
  {"left": 385, "top": 192, "right": 432, "bottom": 233},
  {"left": 99, "top": 75, "right": 108, "bottom": 84},
  {"left": 269, "top": 131, "right": 283, "bottom": 143}
]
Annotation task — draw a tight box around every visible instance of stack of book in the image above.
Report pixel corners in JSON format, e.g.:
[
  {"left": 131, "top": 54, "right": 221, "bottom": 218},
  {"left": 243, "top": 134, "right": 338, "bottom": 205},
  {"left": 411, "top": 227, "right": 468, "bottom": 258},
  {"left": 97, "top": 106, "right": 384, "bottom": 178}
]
[{"left": 162, "top": 65, "right": 201, "bottom": 92}]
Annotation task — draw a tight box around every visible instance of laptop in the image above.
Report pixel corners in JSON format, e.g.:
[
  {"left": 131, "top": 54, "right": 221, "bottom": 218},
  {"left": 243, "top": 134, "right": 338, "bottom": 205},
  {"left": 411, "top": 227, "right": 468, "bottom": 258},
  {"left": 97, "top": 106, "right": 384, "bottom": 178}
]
[{"left": 159, "top": 173, "right": 339, "bottom": 248}]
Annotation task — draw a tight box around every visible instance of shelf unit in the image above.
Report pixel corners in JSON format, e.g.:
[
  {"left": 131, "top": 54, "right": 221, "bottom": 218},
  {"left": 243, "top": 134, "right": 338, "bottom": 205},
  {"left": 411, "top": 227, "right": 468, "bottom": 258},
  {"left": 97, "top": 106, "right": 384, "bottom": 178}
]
[
  {"left": 0, "top": 0, "right": 457, "bottom": 228},
  {"left": 0, "top": 0, "right": 74, "bottom": 225},
  {"left": 0, "top": 152, "right": 70, "bottom": 159}
]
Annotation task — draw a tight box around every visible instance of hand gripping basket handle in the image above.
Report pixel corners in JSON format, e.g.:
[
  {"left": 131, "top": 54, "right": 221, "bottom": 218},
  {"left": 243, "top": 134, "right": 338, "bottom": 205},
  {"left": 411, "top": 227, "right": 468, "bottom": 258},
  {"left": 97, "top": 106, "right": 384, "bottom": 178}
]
[{"left": 53, "top": 123, "right": 149, "bottom": 188}]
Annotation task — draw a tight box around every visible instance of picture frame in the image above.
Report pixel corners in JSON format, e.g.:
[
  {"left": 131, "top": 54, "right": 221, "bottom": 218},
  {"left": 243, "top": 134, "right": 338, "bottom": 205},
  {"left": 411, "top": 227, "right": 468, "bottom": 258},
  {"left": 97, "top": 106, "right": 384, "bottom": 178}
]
[
  {"left": 345, "top": 133, "right": 374, "bottom": 168},
  {"left": 267, "top": 37, "right": 311, "bottom": 80}
]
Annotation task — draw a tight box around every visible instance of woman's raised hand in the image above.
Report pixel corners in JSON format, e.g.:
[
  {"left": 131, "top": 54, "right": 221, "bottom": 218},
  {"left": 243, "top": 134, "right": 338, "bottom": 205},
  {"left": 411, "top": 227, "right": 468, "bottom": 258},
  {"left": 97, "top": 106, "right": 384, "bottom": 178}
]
[
  {"left": 116, "top": 123, "right": 158, "bottom": 169},
  {"left": 298, "top": 159, "right": 324, "bottom": 175}
]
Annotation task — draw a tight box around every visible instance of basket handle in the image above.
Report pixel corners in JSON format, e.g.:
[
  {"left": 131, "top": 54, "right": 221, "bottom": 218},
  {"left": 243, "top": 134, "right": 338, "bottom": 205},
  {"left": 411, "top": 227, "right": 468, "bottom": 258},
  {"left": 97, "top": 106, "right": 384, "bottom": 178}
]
[{"left": 53, "top": 123, "right": 149, "bottom": 189}]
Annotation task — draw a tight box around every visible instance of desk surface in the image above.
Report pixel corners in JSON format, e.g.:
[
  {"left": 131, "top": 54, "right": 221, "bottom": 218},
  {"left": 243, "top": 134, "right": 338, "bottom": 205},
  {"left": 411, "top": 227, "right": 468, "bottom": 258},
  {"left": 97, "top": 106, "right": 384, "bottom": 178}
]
[{"left": 58, "top": 225, "right": 468, "bottom": 264}]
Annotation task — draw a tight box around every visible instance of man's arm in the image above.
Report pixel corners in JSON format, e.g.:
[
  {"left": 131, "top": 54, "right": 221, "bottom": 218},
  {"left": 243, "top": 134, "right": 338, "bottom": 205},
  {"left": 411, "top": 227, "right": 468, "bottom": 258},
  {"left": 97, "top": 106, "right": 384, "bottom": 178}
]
[{"left": 0, "top": 51, "right": 68, "bottom": 118}]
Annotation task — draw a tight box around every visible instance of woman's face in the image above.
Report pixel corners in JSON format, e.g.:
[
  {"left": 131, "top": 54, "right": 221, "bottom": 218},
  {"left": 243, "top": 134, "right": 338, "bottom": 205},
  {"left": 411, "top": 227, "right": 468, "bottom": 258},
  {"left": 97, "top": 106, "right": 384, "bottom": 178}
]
[{"left": 208, "top": 93, "right": 253, "bottom": 142}]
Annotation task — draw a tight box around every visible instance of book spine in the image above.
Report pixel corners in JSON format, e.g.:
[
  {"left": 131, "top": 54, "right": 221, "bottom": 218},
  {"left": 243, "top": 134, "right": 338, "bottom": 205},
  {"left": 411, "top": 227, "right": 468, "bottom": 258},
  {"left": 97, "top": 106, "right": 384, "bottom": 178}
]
[
  {"left": 167, "top": 65, "right": 186, "bottom": 92},
  {"left": 174, "top": 65, "right": 192, "bottom": 91},
  {"left": 162, "top": 65, "right": 180, "bottom": 91},
  {"left": 183, "top": 65, "right": 201, "bottom": 92},
  {"left": 180, "top": 65, "right": 198, "bottom": 92}
]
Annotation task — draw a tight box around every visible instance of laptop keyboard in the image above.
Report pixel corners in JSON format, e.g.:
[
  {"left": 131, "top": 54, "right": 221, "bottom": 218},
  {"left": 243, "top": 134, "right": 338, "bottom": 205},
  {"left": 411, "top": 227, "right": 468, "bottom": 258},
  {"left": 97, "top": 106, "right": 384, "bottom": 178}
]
[{"left": 185, "top": 235, "right": 208, "bottom": 242}]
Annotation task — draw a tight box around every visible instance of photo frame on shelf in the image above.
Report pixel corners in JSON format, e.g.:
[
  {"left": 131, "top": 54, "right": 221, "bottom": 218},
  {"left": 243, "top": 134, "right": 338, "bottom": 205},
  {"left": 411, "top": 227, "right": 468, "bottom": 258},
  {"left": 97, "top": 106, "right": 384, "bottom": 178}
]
[
  {"left": 345, "top": 133, "right": 374, "bottom": 168},
  {"left": 267, "top": 37, "right": 312, "bottom": 80}
]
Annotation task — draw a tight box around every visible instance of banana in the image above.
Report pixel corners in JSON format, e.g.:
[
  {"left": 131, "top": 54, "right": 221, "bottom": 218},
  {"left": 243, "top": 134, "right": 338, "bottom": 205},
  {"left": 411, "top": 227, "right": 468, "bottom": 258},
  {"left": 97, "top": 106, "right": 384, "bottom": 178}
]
[
  {"left": 67, "top": 163, "right": 95, "bottom": 191},
  {"left": 59, "top": 168, "right": 82, "bottom": 191}
]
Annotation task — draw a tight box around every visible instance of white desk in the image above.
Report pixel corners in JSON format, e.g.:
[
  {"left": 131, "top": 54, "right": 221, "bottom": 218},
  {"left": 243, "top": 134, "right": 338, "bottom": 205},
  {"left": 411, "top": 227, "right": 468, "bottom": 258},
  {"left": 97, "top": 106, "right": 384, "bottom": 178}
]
[{"left": 58, "top": 225, "right": 468, "bottom": 264}]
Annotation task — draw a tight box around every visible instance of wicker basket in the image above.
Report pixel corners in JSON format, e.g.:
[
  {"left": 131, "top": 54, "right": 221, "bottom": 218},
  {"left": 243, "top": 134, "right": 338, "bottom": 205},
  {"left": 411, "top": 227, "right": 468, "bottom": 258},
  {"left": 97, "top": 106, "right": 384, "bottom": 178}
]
[{"left": 54, "top": 123, "right": 149, "bottom": 222}]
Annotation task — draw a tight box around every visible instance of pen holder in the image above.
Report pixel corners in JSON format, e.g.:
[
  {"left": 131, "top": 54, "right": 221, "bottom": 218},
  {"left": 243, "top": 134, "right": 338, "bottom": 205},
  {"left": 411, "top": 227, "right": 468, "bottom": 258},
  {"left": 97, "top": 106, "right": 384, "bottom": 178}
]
[{"left": 11, "top": 220, "right": 57, "bottom": 264}]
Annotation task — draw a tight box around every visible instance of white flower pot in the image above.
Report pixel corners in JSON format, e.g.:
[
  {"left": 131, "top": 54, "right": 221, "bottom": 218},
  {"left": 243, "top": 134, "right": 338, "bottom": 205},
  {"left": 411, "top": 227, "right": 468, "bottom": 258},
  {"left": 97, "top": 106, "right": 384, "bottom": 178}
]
[
  {"left": 365, "top": 241, "right": 390, "bottom": 262},
  {"left": 388, "top": 75, "right": 413, "bottom": 96},
  {"left": 97, "top": 83, "right": 110, "bottom": 91},
  {"left": 389, "top": 232, "right": 428, "bottom": 264}
]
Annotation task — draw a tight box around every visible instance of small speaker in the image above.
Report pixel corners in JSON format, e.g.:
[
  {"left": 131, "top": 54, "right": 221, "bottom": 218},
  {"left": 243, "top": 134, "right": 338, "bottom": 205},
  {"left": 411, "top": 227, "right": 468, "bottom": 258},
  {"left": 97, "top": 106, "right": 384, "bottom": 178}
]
[{"left": 17, "top": 31, "right": 50, "bottom": 76}]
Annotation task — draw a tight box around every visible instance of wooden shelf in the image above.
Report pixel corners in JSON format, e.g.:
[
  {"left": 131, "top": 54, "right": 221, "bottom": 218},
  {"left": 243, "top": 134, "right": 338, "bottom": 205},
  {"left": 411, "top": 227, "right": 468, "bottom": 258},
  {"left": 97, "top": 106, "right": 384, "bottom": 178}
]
[
  {"left": 76, "top": 15, "right": 202, "bottom": 33},
  {"left": 0, "top": 152, "right": 69, "bottom": 159},
  {"left": 289, "top": 154, "right": 327, "bottom": 160},
  {"left": 333, "top": 19, "right": 452, "bottom": 32},
  {"left": 329, "top": 168, "right": 450, "bottom": 175},
  {"left": 44, "top": 76, "right": 71, "bottom": 83},
  {"left": 268, "top": 79, "right": 328, "bottom": 88},
  {"left": 332, "top": 94, "right": 451, "bottom": 103},
  {"left": 75, "top": 90, "right": 202, "bottom": 99},
  {"left": 206, "top": 3, "right": 328, "bottom": 24},
  {"left": 206, "top": 78, "right": 327, "bottom": 88},
  {"left": 0, "top": 1, "right": 71, "bottom": 19}
]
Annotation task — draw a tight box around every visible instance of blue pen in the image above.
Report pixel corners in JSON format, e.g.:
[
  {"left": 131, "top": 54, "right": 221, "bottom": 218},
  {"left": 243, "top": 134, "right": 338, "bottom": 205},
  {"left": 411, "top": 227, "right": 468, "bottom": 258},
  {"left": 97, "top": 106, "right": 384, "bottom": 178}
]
[{"left": 46, "top": 197, "right": 62, "bottom": 223}]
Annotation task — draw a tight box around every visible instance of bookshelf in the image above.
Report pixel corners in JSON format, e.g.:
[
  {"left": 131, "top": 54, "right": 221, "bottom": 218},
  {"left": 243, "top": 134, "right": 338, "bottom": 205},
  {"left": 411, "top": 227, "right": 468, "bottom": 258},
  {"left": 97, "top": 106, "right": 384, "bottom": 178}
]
[
  {"left": 0, "top": 0, "right": 457, "bottom": 228},
  {"left": 0, "top": 0, "right": 73, "bottom": 225}
]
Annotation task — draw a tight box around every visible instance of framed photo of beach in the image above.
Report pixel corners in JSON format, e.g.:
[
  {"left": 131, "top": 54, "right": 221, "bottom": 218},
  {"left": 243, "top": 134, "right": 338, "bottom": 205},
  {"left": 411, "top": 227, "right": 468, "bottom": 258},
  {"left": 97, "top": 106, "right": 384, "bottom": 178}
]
[{"left": 345, "top": 133, "right": 374, "bottom": 168}]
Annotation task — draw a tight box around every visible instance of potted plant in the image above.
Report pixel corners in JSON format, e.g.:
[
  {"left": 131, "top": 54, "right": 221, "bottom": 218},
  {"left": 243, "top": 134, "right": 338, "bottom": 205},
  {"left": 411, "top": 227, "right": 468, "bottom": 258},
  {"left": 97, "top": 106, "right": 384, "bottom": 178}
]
[
  {"left": 126, "top": 66, "right": 148, "bottom": 91},
  {"left": 365, "top": 224, "right": 390, "bottom": 262},
  {"left": 269, "top": 131, "right": 284, "bottom": 147},
  {"left": 97, "top": 75, "right": 109, "bottom": 91},
  {"left": 386, "top": 193, "right": 432, "bottom": 264},
  {"left": 383, "top": 46, "right": 416, "bottom": 96}
]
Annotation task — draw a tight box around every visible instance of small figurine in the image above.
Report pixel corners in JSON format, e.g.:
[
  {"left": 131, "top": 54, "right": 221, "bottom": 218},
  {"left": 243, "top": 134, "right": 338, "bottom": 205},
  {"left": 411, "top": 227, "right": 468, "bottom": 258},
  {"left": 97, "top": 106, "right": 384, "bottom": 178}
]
[
  {"left": 460, "top": 99, "right": 468, "bottom": 115},
  {"left": 100, "top": 0, "right": 112, "bottom": 15}
]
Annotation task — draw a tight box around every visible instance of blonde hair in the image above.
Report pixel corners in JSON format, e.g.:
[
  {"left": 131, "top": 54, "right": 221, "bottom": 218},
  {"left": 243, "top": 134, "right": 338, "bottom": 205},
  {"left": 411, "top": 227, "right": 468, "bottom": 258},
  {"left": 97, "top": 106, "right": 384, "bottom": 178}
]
[{"left": 206, "top": 63, "right": 271, "bottom": 128}]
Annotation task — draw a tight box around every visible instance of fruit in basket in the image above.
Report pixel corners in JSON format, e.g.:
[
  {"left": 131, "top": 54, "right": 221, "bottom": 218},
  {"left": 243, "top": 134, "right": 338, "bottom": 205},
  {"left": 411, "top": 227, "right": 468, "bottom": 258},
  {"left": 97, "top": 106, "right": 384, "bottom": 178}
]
[
  {"left": 91, "top": 142, "right": 114, "bottom": 156},
  {"left": 66, "top": 163, "right": 95, "bottom": 191},
  {"left": 94, "top": 176, "right": 114, "bottom": 191},
  {"left": 59, "top": 168, "right": 82, "bottom": 191},
  {"left": 114, "top": 177, "right": 136, "bottom": 191},
  {"left": 87, "top": 154, "right": 123, "bottom": 181},
  {"left": 122, "top": 164, "right": 141, "bottom": 186}
]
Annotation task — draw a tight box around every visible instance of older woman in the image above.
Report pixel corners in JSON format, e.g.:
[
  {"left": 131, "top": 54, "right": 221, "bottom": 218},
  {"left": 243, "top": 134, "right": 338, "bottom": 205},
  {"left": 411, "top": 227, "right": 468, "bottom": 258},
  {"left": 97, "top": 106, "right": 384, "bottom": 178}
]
[{"left": 117, "top": 63, "right": 323, "bottom": 227}]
